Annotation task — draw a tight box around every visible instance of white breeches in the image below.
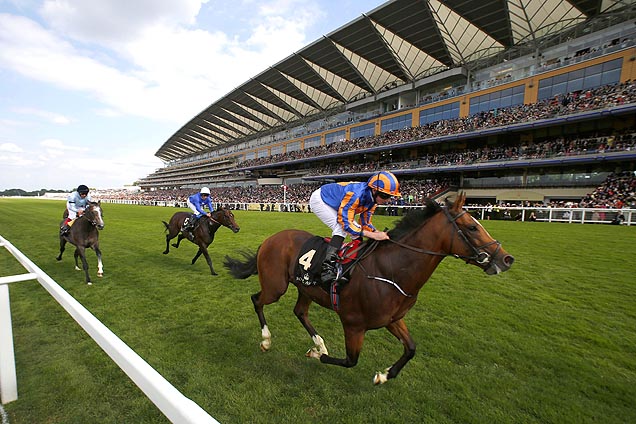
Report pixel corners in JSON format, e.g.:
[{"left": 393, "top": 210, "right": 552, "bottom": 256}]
[{"left": 309, "top": 189, "right": 347, "bottom": 238}]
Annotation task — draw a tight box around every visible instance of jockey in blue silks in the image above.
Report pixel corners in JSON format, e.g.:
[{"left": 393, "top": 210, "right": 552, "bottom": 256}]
[
  {"left": 309, "top": 171, "right": 401, "bottom": 284},
  {"left": 60, "top": 184, "right": 92, "bottom": 236},
  {"left": 182, "top": 187, "right": 215, "bottom": 236}
]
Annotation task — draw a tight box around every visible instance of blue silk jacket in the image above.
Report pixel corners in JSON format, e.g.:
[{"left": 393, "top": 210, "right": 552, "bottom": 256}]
[{"left": 319, "top": 182, "right": 377, "bottom": 237}]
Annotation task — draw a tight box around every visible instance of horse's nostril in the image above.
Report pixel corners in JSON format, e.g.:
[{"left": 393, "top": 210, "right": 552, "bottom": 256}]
[{"left": 504, "top": 255, "right": 514, "bottom": 266}]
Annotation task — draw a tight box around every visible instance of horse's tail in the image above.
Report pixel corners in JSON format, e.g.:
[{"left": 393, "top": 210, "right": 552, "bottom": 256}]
[
  {"left": 223, "top": 249, "right": 258, "bottom": 279},
  {"left": 162, "top": 221, "right": 170, "bottom": 231}
]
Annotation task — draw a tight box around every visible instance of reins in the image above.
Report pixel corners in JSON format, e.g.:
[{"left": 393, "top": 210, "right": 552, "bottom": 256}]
[{"left": 358, "top": 206, "right": 501, "bottom": 296}]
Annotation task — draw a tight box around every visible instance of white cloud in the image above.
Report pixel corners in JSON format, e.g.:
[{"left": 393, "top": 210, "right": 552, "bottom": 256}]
[
  {"left": 0, "top": 143, "right": 23, "bottom": 153},
  {"left": 13, "top": 107, "right": 73, "bottom": 124}
]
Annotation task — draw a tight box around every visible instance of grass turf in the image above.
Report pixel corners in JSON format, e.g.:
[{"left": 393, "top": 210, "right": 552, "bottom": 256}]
[{"left": 0, "top": 199, "right": 635, "bottom": 423}]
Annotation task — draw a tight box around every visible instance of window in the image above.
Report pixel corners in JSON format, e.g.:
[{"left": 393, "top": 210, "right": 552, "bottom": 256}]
[
  {"left": 381, "top": 113, "right": 412, "bottom": 133},
  {"left": 537, "top": 58, "right": 623, "bottom": 100},
  {"left": 350, "top": 123, "right": 375, "bottom": 139},
  {"left": 469, "top": 86, "right": 524, "bottom": 116},
  {"left": 419, "top": 102, "right": 460, "bottom": 126}
]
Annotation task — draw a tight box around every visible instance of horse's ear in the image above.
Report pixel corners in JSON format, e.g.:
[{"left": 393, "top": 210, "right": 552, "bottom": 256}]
[{"left": 451, "top": 192, "right": 466, "bottom": 212}]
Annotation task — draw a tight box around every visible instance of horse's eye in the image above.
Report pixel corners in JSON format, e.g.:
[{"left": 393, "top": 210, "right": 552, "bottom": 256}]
[{"left": 468, "top": 225, "right": 478, "bottom": 232}]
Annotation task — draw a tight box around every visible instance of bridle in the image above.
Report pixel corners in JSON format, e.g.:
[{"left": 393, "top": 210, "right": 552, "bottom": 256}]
[
  {"left": 83, "top": 204, "right": 104, "bottom": 228},
  {"left": 387, "top": 206, "right": 501, "bottom": 268}
]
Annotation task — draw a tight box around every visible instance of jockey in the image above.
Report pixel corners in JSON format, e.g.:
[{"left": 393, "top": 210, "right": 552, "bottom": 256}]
[
  {"left": 309, "top": 170, "right": 401, "bottom": 284},
  {"left": 61, "top": 184, "right": 92, "bottom": 235},
  {"left": 182, "top": 187, "right": 215, "bottom": 236}
]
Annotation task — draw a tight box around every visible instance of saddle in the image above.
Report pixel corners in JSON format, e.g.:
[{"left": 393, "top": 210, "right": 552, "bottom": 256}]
[{"left": 294, "top": 237, "right": 365, "bottom": 289}]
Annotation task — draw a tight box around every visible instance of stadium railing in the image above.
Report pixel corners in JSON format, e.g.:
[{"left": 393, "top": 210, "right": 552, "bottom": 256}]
[{"left": 0, "top": 235, "right": 219, "bottom": 423}]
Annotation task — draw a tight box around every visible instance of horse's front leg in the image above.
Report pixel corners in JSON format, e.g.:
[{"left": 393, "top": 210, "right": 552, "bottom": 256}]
[
  {"left": 94, "top": 245, "right": 104, "bottom": 277},
  {"left": 294, "top": 291, "right": 328, "bottom": 358},
  {"left": 74, "top": 247, "right": 92, "bottom": 285},
  {"left": 196, "top": 246, "right": 217, "bottom": 275},
  {"left": 373, "top": 319, "right": 416, "bottom": 385},
  {"left": 319, "top": 326, "right": 364, "bottom": 369},
  {"left": 56, "top": 237, "right": 67, "bottom": 261}
]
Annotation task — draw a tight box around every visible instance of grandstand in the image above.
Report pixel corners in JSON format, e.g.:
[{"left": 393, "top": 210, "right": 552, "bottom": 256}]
[{"left": 137, "top": 0, "right": 636, "bottom": 208}]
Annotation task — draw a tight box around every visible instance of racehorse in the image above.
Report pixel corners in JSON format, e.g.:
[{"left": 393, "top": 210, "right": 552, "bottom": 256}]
[
  {"left": 223, "top": 193, "right": 514, "bottom": 384},
  {"left": 162, "top": 208, "right": 240, "bottom": 275},
  {"left": 56, "top": 201, "right": 105, "bottom": 285}
]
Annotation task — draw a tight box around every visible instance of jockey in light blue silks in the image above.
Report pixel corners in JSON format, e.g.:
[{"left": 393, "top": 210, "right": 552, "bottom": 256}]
[
  {"left": 60, "top": 184, "right": 92, "bottom": 235},
  {"left": 309, "top": 171, "right": 401, "bottom": 284},
  {"left": 182, "top": 187, "right": 215, "bottom": 236}
]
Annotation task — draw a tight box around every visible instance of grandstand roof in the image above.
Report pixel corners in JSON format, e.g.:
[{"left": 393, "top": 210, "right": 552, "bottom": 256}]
[{"left": 155, "top": 0, "right": 631, "bottom": 162}]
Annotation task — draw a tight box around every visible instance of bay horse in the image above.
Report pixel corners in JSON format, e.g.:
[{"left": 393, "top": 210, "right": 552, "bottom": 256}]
[
  {"left": 162, "top": 208, "right": 240, "bottom": 275},
  {"left": 223, "top": 193, "right": 514, "bottom": 384},
  {"left": 56, "top": 201, "right": 105, "bottom": 285}
]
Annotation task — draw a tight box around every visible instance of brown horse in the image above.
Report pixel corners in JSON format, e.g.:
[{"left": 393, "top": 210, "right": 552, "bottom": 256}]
[
  {"left": 56, "top": 201, "right": 105, "bottom": 285},
  {"left": 163, "top": 208, "right": 240, "bottom": 275},
  {"left": 223, "top": 193, "right": 514, "bottom": 384}
]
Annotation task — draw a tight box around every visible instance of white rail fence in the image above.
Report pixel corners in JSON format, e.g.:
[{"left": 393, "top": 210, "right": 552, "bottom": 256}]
[{"left": 0, "top": 235, "right": 219, "bottom": 424}]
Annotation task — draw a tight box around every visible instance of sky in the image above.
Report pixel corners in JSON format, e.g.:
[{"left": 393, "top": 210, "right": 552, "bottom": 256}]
[{"left": 0, "top": 0, "right": 385, "bottom": 191}]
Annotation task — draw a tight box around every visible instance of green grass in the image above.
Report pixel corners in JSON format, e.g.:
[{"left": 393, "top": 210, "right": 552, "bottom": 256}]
[{"left": 1, "top": 199, "right": 635, "bottom": 424}]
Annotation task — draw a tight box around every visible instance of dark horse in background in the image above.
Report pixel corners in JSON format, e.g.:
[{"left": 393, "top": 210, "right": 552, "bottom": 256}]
[
  {"left": 163, "top": 208, "right": 240, "bottom": 275},
  {"left": 224, "top": 193, "right": 514, "bottom": 384},
  {"left": 56, "top": 201, "right": 105, "bottom": 285}
]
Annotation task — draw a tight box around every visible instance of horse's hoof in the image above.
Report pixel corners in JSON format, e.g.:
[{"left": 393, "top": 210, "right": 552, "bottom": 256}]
[
  {"left": 56, "top": 256, "right": 62, "bottom": 261},
  {"left": 305, "top": 348, "right": 322, "bottom": 359},
  {"left": 211, "top": 272, "right": 218, "bottom": 276},
  {"left": 260, "top": 340, "right": 271, "bottom": 352},
  {"left": 75, "top": 266, "right": 81, "bottom": 271},
  {"left": 171, "top": 243, "right": 179, "bottom": 248},
  {"left": 373, "top": 368, "right": 390, "bottom": 385},
  {"left": 163, "top": 251, "right": 169, "bottom": 255},
  {"left": 97, "top": 273, "right": 103, "bottom": 277},
  {"left": 87, "top": 282, "right": 93, "bottom": 286}
]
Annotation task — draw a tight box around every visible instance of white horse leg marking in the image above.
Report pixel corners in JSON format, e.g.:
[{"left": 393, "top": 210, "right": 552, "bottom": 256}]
[
  {"left": 373, "top": 367, "right": 391, "bottom": 385},
  {"left": 305, "top": 334, "right": 328, "bottom": 359},
  {"left": 260, "top": 325, "right": 272, "bottom": 351},
  {"left": 97, "top": 258, "right": 104, "bottom": 277}
]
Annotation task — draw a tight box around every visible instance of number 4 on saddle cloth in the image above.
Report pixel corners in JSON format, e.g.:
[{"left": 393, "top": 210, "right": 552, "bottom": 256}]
[{"left": 294, "top": 236, "right": 364, "bottom": 289}]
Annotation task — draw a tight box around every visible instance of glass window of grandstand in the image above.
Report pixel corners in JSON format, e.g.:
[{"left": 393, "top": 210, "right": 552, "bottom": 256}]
[
  {"left": 469, "top": 85, "right": 524, "bottom": 116},
  {"left": 304, "top": 135, "right": 321, "bottom": 149},
  {"left": 325, "top": 130, "right": 345, "bottom": 145},
  {"left": 350, "top": 123, "right": 375, "bottom": 139},
  {"left": 271, "top": 145, "right": 283, "bottom": 156},
  {"left": 286, "top": 141, "right": 301, "bottom": 153},
  {"left": 381, "top": 113, "right": 412, "bottom": 133},
  {"left": 419, "top": 102, "right": 460, "bottom": 126},
  {"left": 537, "top": 58, "right": 622, "bottom": 100},
  {"left": 257, "top": 149, "right": 269, "bottom": 158}
]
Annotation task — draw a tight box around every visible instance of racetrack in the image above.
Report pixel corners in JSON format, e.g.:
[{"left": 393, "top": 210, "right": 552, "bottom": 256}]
[{"left": 1, "top": 199, "right": 635, "bottom": 424}]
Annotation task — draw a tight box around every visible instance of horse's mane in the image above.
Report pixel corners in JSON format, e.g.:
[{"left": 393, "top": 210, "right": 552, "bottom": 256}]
[{"left": 387, "top": 198, "right": 442, "bottom": 241}]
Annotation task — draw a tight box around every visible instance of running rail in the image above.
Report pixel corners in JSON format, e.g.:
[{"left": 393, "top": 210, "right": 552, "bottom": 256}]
[{"left": 0, "top": 235, "right": 219, "bottom": 423}]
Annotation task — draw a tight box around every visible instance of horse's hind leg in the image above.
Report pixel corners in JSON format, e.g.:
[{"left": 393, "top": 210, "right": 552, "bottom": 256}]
[
  {"left": 373, "top": 319, "right": 416, "bottom": 385},
  {"left": 164, "top": 233, "right": 173, "bottom": 254},
  {"left": 293, "top": 291, "right": 328, "bottom": 358},
  {"left": 251, "top": 282, "right": 289, "bottom": 352},
  {"left": 172, "top": 233, "right": 185, "bottom": 249}
]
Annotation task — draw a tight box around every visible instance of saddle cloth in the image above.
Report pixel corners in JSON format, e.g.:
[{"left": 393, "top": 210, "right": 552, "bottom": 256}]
[{"left": 293, "top": 236, "right": 363, "bottom": 287}]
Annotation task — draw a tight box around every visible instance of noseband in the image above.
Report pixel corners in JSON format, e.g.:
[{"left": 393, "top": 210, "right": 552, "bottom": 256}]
[
  {"left": 84, "top": 206, "right": 103, "bottom": 227},
  {"left": 387, "top": 207, "right": 501, "bottom": 268}
]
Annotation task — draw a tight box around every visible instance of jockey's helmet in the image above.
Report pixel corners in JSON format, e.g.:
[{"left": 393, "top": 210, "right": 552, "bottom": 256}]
[
  {"left": 367, "top": 171, "right": 401, "bottom": 197},
  {"left": 200, "top": 187, "right": 211, "bottom": 195},
  {"left": 77, "top": 184, "right": 89, "bottom": 195}
]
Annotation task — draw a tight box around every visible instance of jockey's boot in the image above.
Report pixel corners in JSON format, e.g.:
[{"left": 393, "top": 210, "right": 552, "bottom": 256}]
[
  {"left": 60, "top": 218, "right": 71, "bottom": 236},
  {"left": 320, "top": 236, "right": 344, "bottom": 284}
]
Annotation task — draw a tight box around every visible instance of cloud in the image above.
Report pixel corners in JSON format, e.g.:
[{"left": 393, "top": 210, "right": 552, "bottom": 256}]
[
  {"left": 0, "top": 143, "right": 23, "bottom": 153},
  {"left": 12, "top": 107, "right": 73, "bottom": 124}
]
